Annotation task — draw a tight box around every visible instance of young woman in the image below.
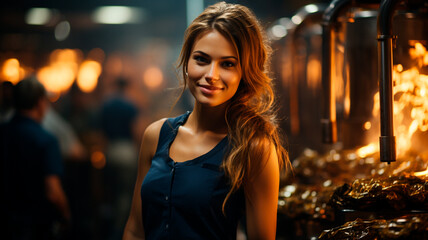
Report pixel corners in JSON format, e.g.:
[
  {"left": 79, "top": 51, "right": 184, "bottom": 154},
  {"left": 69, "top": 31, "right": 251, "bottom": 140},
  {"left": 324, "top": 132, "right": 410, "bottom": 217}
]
[{"left": 123, "top": 2, "right": 289, "bottom": 239}]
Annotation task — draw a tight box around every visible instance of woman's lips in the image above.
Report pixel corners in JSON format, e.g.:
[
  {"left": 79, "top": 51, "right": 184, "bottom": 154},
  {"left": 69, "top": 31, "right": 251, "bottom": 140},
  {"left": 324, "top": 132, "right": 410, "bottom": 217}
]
[{"left": 198, "top": 84, "right": 223, "bottom": 94}]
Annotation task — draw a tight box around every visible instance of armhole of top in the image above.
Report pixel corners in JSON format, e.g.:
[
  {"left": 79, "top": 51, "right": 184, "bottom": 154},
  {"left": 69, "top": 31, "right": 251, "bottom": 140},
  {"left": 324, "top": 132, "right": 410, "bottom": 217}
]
[
  {"left": 153, "top": 112, "right": 190, "bottom": 156},
  {"left": 153, "top": 119, "right": 169, "bottom": 155}
]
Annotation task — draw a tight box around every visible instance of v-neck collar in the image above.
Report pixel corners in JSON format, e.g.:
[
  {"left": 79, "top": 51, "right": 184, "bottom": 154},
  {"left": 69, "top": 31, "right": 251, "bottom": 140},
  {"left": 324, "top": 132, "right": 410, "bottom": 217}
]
[{"left": 167, "top": 111, "right": 228, "bottom": 166}]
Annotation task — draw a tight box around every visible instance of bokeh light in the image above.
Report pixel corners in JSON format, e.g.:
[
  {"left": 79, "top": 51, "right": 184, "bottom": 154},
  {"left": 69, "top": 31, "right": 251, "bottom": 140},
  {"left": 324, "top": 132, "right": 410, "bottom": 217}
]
[
  {"left": 1, "top": 58, "right": 25, "bottom": 84},
  {"left": 77, "top": 60, "right": 102, "bottom": 93},
  {"left": 143, "top": 66, "right": 163, "bottom": 90}
]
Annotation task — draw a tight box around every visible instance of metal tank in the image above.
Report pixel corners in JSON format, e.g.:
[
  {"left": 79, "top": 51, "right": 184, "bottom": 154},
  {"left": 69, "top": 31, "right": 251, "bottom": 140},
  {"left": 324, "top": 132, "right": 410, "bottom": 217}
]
[{"left": 269, "top": 4, "right": 328, "bottom": 160}]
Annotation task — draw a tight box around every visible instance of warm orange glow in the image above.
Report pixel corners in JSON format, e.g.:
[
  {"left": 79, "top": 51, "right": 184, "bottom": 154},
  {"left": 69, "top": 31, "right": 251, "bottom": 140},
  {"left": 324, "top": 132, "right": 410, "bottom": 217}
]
[
  {"left": 2, "top": 58, "right": 25, "bottom": 84},
  {"left": 371, "top": 42, "right": 428, "bottom": 156},
  {"left": 356, "top": 142, "right": 379, "bottom": 158},
  {"left": 37, "top": 63, "right": 76, "bottom": 94},
  {"left": 409, "top": 42, "right": 427, "bottom": 68},
  {"left": 344, "top": 74, "right": 350, "bottom": 117},
  {"left": 91, "top": 151, "right": 106, "bottom": 169},
  {"left": 143, "top": 66, "right": 163, "bottom": 89},
  {"left": 410, "top": 42, "right": 426, "bottom": 58},
  {"left": 393, "top": 64, "right": 428, "bottom": 154},
  {"left": 48, "top": 91, "right": 60, "bottom": 102},
  {"left": 334, "top": 43, "right": 345, "bottom": 101},
  {"left": 37, "top": 49, "right": 81, "bottom": 95},
  {"left": 104, "top": 55, "right": 123, "bottom": 76},
  {"left": 88, "top": 48, "right": 105, "bottom": 63},
  {"left": 413, "top": 166, "right": 428, "bottom": 177},
  {"left": 306, "top": 57, "right": 321, "bottom": 90},
  {"left": 372, "top": 92, "right": 380, "bottom": 117},
  {"left": 50, "top": 48, "right": 81, "bottom": 64},
  {"left": 363, "top": 121, "right": 371, "bottom": 130},
  {"left": 76, "top": 60, "right": 102, "bottom": 93}
]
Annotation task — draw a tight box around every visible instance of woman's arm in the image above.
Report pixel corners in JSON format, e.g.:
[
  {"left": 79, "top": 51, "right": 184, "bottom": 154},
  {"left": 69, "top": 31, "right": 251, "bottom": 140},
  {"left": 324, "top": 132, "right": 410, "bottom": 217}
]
[
  {"left": 245, "top": 140, "right": 280, "bottom": 240},
  {"left": 122, "top": 119, "right": 166, "bottom": 240}
]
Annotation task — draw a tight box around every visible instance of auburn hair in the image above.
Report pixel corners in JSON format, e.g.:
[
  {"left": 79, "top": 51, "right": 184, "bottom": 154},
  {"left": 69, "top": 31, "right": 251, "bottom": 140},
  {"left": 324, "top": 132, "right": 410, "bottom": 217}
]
[{"left": 177, "top": 1, "right": 290, "bottom": 212}]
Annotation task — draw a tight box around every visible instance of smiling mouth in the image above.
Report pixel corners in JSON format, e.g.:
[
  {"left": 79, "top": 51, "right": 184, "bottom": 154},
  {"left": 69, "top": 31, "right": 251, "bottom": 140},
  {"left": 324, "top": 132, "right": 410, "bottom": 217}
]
[{"left": 198, "top": 84, "right": 224, "bottom": 90}]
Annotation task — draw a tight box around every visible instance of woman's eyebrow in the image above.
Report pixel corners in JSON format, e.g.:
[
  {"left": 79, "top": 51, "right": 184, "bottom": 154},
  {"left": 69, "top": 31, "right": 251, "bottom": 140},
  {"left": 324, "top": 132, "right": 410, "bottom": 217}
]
[{"left": 193, "top": 50, "right": 238, "bottom": 60}]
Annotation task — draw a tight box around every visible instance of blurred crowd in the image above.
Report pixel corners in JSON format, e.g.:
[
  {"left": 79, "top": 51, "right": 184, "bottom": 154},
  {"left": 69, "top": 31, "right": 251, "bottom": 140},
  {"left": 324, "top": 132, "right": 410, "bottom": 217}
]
[{"left": 0, "top": 74, "right": 189, "bottom": 240}]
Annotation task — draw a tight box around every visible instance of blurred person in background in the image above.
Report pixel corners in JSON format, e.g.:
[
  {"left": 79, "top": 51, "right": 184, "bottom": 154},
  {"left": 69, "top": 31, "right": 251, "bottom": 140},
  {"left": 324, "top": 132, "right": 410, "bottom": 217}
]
[
  {"left": 42, "top": 106, "right": 87, "bottom": 162},
  {"left": 100, "top": 76, "right": 139, "bottom": 239},
  {"left": 42, "top": 94, "right": 89, "bottom": 239},
  {"left": 0, "top": 81, "right": 15, "bottom": 123},
  {"left": 123, "top": 2, "right": 290, "bottom": 240},
  {"left": 0, "top": 77, "right": 71, "bottom": 240}
]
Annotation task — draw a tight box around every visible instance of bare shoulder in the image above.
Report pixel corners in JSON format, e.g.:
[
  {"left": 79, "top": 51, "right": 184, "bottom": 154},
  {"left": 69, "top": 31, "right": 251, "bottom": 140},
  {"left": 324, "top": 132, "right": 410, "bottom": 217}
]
[
  {"left": 140, "top": 118, "right": 167, "bottom": 157},
  {"left": 248, "top": 137, "right": 280, "bottom": 185},
  {"left": 259, "top": 137, "right": 279, "bottom": 175},
  {"left": 250, "top": 137, "right": 279, "bottom": 161},
  {"left": 143, "top": 118, "right": 167, "bottom": 142}
]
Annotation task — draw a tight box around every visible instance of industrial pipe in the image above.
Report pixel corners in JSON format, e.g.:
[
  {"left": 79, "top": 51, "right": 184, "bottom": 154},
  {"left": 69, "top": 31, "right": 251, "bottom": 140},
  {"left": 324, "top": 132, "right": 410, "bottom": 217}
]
[
  {"left": 377, "top": 0, "right": 406, "bottom": 164},
  {"left": 321, "top": 0, "right": 352, "bottom": 143}
]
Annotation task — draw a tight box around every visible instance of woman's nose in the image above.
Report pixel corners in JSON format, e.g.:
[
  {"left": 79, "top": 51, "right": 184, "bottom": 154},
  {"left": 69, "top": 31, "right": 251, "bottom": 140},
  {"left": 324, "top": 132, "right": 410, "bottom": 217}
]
[{"left": 205, "top": 63, "right": 220, "bottom": 82}]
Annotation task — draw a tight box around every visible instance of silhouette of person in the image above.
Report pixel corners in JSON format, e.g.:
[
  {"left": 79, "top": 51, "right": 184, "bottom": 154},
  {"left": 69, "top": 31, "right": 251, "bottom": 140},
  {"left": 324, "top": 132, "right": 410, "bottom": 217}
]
[
  {"left": 0, "top": 81, "right": 15, "bottom": 123},
  {"left": 42, "top": 107, "right": 86, "bottom": 162},
  {"left": 100, "top": 76, "right": 139, "bottom": 239},
  {"left": 0, "top": 77, "right": 71, "bottom": 240}
]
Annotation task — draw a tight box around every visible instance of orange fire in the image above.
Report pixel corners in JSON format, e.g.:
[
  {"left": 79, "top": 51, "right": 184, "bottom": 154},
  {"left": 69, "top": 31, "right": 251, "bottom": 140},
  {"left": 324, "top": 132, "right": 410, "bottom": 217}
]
[
  {"left": 356, "top": 142, "right": 378, "bottom": 158},
  {"left": 368, "top": 42, "right": 428, "bottom": 158},
  {"left": 414, "top": 167, "right": 428, "bottom": 177}
]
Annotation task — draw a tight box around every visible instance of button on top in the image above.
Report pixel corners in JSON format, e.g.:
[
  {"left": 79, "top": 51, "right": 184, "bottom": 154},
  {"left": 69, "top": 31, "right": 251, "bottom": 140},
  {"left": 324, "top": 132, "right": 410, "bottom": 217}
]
[
  {"left": 165, "top": 196, "right": 169, "bottom": 201},
  {"left": 166, "top": 224, "right": 169, "bottom": 229}
]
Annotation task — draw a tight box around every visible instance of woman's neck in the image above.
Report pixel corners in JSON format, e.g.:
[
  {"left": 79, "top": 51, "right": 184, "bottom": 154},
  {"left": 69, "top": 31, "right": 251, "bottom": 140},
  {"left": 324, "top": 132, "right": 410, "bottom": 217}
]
[{"left": 187, "top": 102, "right": 228, "bottom": 135}]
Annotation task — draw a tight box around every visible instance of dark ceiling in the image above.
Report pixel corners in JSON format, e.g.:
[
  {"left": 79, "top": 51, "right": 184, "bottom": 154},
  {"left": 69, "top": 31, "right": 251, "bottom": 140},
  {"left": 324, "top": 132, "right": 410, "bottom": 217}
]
[{"left": 0, "top": 0, "right": 329, "bottom": 56}]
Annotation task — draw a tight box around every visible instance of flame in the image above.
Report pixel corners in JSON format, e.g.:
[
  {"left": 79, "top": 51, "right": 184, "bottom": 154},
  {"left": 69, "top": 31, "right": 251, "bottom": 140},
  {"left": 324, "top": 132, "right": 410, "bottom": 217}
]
[
  {"left": 409, "top": 42, "right": 427, "bottom": 68},
  {"left": 356, "top": 142, "right": 379, "bottom": 158},
  {"left": 414, "top": 167, "right": 428, "bottom": 177},
  {"left": 371, "top": 42, "right": 428, "bottom": 156}
]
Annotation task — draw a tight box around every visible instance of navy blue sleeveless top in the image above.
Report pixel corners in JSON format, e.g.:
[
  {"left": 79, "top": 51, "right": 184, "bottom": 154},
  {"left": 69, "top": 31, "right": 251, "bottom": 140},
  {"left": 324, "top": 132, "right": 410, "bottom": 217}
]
[{"left": 141, "top": 112, "right": 245, "bottom": 240}]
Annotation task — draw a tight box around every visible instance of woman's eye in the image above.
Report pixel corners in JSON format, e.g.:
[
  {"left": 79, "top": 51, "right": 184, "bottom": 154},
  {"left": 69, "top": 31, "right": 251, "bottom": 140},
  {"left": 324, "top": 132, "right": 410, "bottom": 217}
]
[
  {"left": 222, "top": 61, "right": 235, "bottom": 68},
  {"left": 194, "top": 56, "right": 208, "bottom": 63}
]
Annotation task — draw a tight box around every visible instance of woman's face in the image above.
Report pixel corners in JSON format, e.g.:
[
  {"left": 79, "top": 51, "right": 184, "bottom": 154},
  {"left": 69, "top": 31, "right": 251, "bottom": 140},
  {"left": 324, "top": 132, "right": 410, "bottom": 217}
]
[{"left": 187, "top": 30, "right": 242, "bottom": 108}]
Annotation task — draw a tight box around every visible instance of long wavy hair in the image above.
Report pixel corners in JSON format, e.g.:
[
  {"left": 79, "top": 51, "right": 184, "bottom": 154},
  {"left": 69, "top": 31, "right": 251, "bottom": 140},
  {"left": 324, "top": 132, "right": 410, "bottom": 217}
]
[{"left": 177, "top": 1, "right": 290, "bottom": 212}]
